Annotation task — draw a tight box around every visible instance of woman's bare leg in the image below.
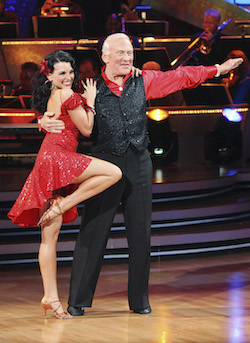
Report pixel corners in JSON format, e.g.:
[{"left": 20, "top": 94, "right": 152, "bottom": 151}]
[
  {"left": 39, "top": 156, "right": 122, "bottom": 224},
  {"left": 38, "top": 211, "right": 72, "bottom": 318},
  {"left": 62, "top": 156, "right": 121, "bottom": 209},
  {"left": 39, "top": 215, "right": 62, "bottom": 302}
]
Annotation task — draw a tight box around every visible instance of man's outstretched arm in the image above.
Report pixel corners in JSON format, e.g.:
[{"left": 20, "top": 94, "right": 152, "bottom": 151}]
[{"left": 143, "top": 58, "right": 243, "bottom": 100}]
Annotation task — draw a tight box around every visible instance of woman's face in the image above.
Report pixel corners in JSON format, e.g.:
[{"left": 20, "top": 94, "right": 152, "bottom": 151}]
[{"left": 48, "top": 61, "right": 75, "bottom": 89}]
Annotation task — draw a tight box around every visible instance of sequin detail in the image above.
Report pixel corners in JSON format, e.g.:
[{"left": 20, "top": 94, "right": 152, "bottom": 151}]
[{"left": 8, "top": 92, "right": 92, "bottom": 227}]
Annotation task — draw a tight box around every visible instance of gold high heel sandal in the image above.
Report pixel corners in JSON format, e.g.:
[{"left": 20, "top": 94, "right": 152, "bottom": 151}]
[
  {"left": 37, "top": 196, "right": 64, "bottom": 227},
  {"left": 40, "top": 299, "right": 73, "bottom": 319}
]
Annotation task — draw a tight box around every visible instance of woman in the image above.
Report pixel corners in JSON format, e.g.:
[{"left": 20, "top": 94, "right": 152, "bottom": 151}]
[
  {"left": 8, "top": 50, "right": 122, "bottom": 319},
  {"left": 224, "top": 50, "right": 250, "bottom": 104}
]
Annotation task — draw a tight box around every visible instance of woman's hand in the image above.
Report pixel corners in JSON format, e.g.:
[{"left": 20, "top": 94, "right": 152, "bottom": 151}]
[
  {"left": 81, "top": 78, "right": 97, "bottom": 106},
  {"left": 131, "top": 66, "right": 142, "bottom": 78}
]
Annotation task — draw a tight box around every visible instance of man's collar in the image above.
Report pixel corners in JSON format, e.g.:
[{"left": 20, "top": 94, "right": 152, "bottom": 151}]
[{"left": 101, "top": 66, "right": 132, "bottom": 84}]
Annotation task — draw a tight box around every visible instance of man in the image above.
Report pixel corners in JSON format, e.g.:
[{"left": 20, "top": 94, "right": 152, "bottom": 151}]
[
  {"left": 186, "top": 8, "right": 226, "bottom": 66},
  {"left": 11, "top": 62, "right": 38, "bottom": 96},
  {"left": 97, "top": 13, "right": 140, "bottom": 54},
  {"left": 120, "top": 0, "right": 141, "bottom": 20},
  {"left": 40, "top": 0, "right": 85, "bottom": 17},
  {"left": 40, "top": 33, "right": 242, "bottom": 316},
  {"left": 79, "top": 58, "right": 99, "bottom": 80}
]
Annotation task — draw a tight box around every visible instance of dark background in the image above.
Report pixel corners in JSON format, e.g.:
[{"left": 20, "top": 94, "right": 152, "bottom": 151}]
[{"left": 4, "top": 0, "right": 199, "bottom": 38}]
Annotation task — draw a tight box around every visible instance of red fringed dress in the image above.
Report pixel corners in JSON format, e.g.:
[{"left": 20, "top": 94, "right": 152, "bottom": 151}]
[{"left": 8, "top": 92, "right": 92, "bottom": 227}]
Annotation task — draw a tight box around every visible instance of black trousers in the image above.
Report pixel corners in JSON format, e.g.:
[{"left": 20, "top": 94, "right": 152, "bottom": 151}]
[{"left": 68, "top": 146, "right": 152, "bottom": 310}]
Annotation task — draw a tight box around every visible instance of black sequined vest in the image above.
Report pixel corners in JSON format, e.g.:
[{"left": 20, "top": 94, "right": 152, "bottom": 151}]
[{"left": 92, "top": 74, "right": 149, "bottom": 156}]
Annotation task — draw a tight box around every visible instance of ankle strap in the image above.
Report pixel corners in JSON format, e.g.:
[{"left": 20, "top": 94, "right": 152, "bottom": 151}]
[{"left": 50, "top": 299, "right": 60, "bottom": 303}]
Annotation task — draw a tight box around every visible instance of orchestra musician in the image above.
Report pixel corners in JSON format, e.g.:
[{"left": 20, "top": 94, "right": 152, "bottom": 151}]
[
  {"left": 40, "top": 0, "right": 85, "bottom": 18},
  {"left": 185, "top": 8, "right": 226, "bottom": 66},
  {"left": 120, "top": 0, "right": 142, "bottom": 20}
]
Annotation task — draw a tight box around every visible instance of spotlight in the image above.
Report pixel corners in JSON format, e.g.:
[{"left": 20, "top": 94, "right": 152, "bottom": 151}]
[
  {"left": 147, "top": 109, "right": 178, "bottom": 165},
  {"left": 204, "top": 108, "right": 243, "bottom": 163},
  {"left": 222, "top": 108, "right": 242, "bottom": 123},
  {"left": 147, "top": 108, "right": 169, "bottom": 121}
]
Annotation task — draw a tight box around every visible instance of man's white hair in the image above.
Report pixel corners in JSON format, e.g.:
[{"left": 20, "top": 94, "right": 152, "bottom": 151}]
[{"left": 102, "top": 33, "right": 131, "bottom": 55}]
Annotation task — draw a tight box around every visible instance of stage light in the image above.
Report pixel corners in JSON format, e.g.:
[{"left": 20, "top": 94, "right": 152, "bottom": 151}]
[
  {"left": 147, "top": 109, "right": 178, "bottom": 165},
  {"left": 147, "top": 108, "right": 169, "bottom": 121},
  {"left": 222, "top": 108, "right": 242, "bottom": 123},
  {"left": 153, "top": 148, "right": 164, "bottom": 155},
  {"left": 204, "top": 108, "right": 243, "bottom": 163}
]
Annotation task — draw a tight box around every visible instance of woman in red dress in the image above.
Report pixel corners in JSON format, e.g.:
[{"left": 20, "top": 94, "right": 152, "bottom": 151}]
[{"left": 8, "top": 50, "right": 122, "bottom": 319}]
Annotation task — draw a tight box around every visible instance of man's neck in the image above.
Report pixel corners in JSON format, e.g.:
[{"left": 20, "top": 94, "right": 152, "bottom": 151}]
[{"left": 104, "top": 69, "right": 125, "bottom": 86}]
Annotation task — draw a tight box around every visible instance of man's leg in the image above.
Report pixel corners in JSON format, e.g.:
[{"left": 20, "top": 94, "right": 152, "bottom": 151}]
[
  {"left": 68, "top": 154, "right": 125, "bottom": 314},
  {"left": 122, "top": 148, "right": 152, "bottom": 312}
]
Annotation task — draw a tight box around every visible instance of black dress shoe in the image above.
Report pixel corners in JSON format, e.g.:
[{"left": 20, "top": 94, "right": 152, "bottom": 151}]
[
  {"left": 67, "top": 305, "right": 84, "bottom": 316},
  {"left": 133, "top": 306, "right": 151, "bottom": 314}
]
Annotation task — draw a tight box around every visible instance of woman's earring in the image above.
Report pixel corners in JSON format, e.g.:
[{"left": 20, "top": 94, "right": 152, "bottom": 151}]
[
  {"left": 49, "top": 81, "right": 54, "bottom": 90},
  {"left": 45, "top": 79, "right": 54, "bottom": 90}
]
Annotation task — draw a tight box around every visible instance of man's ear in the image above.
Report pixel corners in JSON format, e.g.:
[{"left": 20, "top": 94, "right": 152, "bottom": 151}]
[{"left": 102, "top": 53, "right": 109, "bottom": 64}]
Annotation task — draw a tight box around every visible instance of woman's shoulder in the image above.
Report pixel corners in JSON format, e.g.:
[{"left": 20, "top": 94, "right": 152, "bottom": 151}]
[
  {"left": 61, "top": 90, "right": 83, "bottom": 110},
  {"left": 60, "top": 88, "right": 75, "bottom": 103}
]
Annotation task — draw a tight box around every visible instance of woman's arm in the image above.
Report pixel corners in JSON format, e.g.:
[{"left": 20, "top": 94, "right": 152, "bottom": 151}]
[{"left": 67, "top": 78, "right": 97, "bottom": 138}]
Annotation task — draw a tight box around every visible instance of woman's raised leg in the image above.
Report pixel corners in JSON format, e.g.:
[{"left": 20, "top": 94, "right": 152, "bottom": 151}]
[{"left": 39, "top": 156, "right": 122, "bottom": 225}]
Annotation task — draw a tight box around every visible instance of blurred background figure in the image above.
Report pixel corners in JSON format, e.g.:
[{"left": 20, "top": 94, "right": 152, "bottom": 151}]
[
  {"left": 185, "top": 8, "right": 226, "bottom": 66},
  {"left": 40, "top": 0, "right": 54, "bottom": 15},
  {"left": 79, "top": 58, "right": 99, "bottom": 80},
  {"left": 76, "top": 57, "right": 100, "bottom": 94},
  {"left": 40, "top": 0, "right": 85, "bottom": 17},
  {"left": 224, "top": 50, "right": 250, "bottom": 104},
  {"left": 11, "top": 62, "right": 38, "bottom": 96},
  {"left": 0, "top": 0, "right": 18, "bottom": 22},
  {"left": 202, "top": 8, "right": 221, "bottom": 42},
  {"left": 97, "top": 13, "right": 140, "bottom": 53},
  {"left": 142, "top": 60, "right": 185, "bottom": 106},
  {"left": 106, "top": 12, "right": 122, "bottom": 34},
  {"left": 120, "top": 0, "right": 142, "bottom": 20},
  {"left": 142, "top": 61, "right": 161, "bottom": 71},
  {"left": 32, "top": 0, "right": 85, "bottom": 39}
]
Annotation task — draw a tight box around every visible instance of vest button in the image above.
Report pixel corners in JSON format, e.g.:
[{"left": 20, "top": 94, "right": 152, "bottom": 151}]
[{"left": 119, "top": 86, "right": 123, "bottom": 91}]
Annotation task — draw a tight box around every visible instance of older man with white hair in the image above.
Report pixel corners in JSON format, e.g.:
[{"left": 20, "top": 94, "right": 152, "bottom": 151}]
[{"left": 40, "top": 33, "right": 242, "bottom": 316}]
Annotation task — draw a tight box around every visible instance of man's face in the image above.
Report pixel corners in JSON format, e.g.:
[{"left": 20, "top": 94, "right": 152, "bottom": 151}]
[
  {"left": 203, "top": 15, "right": 219, "bottom": 34},
  {"left": 79, "top": 60, "right": 97, "bottom": 79},
  {"left": 106, "top": 15, "right": 121, "bottom": 33},
  {"left": 105, "top": 38, "right": 134, "bottom": 76},
  {"left": 19, "top": 70, "right": 33, "bottom": 91}
]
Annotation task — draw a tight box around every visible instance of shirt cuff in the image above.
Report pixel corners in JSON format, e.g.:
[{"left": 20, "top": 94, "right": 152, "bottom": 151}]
[
  {"left": 37, "top": 115, "right": 47, "bottom": 133},
  {"left": 205, "top": 65, "right": 218, "bottom": 79},
  {"left": 214, "top": 64, "right": 220, "bottom": 77}
]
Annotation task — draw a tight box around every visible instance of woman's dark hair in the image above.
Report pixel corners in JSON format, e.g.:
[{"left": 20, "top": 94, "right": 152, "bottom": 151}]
[{"left": 31, "top": 50, "right": 78, "bottom": 114}]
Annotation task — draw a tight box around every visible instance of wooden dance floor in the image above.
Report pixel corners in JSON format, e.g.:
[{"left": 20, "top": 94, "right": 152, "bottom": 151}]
[{"left": 1, "top": 251, "right": 250, "bottom": 343}]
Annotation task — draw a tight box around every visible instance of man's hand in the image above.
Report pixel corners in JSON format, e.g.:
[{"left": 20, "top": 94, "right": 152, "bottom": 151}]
[
  {"left": 200, "top": 31, "right": 213, "bottom": 41},
  {"left": 41, "top": 112, "right": 65, "bottom": 133},
  {"left": 131, "top": 66, "right": 142, "bottom": 78},
  {"left": 217, "top": 58, "right": 243, "bottom": 75}
]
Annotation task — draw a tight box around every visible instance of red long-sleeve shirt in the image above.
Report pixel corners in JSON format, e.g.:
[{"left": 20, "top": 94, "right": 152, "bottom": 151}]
[{"left": 101, "top": 65, "right": 217, "bottom": 100}]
